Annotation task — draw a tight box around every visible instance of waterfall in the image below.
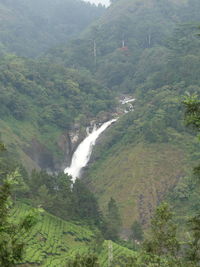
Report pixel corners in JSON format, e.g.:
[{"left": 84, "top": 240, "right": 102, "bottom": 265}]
[
  {"left": 120, "top": 98, "right": 135, "bottom": 105},
  {"left": 64, "top": 119, "right": 117, "bottom": 182}
]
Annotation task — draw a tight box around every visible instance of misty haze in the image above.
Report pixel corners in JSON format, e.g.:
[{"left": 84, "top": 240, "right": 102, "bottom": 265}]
[{"left": 84, "top": 0, "right": 110, "bottom": 6}]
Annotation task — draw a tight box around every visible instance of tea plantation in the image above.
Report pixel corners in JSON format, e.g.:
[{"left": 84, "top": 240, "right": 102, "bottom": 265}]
[{"left": 12, "top": 203, "right": 136, "bottom": 266}]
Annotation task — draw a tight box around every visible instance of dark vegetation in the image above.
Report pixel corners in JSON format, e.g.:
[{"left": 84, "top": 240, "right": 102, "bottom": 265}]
[
  {"left": 0, "top": 144, "right": 39, "bottom": 266},
  {"left": 0, "top": 53, "right": 115, "bottom": 169},
  {"left": 0, "top": 55, "right": 114, "bottom": 130},
  {"left": 0, "top": 143, "right": 132, "bottom": 266},
  {"left": 23, "top": 170, "right": 124, "bottom": 242},
  {"left": 0, "top": 140, "right": 122, "bottom": 241}
]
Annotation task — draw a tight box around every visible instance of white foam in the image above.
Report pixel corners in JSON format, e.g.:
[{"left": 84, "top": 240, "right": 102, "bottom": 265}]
[{"left": 64, "top": 119, "right": 117, "bottom": 182}]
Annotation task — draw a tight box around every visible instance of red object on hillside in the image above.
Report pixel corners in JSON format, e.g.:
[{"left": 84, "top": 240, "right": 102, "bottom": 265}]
[{"left": 119, "top": 46, "right": 129, "bottom": 51}]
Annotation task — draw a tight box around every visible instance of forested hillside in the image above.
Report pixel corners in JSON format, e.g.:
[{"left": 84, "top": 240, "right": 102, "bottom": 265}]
[
  {"left": 73, "top": 0, "right": 200, "bottom": 232},
  {"left": 42, "top": 0, "right": 200, "bottom": 232},
  {"left": 0, "top": 54, "right": 115, "bottom": 171},
  {"left": 49, "top": 0, "right": 200, "bottom": 90},
  {"left": 2, "top": 0, "right": 200, "bottom": 229},
  {"left": 0, "top": 0, "right": 105, "bottom": 57}
]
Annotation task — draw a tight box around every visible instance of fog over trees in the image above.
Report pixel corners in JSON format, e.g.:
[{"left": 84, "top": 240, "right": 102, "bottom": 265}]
[{"left": 83, "top": 0, "right": 110, "bottom": 7}]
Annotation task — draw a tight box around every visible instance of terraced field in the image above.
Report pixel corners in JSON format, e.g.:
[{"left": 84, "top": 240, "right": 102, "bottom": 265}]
[{"left": 12, "top": 203, "right": 136, "bottom": 266}]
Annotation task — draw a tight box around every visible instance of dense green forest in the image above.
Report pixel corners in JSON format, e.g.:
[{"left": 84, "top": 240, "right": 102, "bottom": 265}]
[
  {"left": 1, "top": 0, "right": 200, "bottom": 265},
  {"left": 0, "top": 54, "right": 115, "bottom": 170},
  {"left": 0, "top": 0, "right": 109, "bottom": 171}
]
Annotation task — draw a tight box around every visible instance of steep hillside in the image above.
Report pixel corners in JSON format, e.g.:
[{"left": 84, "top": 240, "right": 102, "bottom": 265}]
[
  {"left": 76, "top": 0, "right": 200, "bottom": 232},
  {"left": 2, "top": 0, "right": 199, "bottom": 229},
  {"left": 0, "top": 54, "right": 115, "bottom": 171},
  {"left": 86, "top": 142, "right": 189, "bottom": 229},
  {"left": 1, "top": 0, "right": 200, "bottom": 265},
  {"left": 1, "top": 0, "right": 200, "bottom": 240},
  {"left": 12, "top": 203, "right": 183, "bottom": 266},
  {"left": 12, "top": 203, "right": 137, "bottom": 266},
  {"left": 50, "top": 0, "right": 200, "bottom": 91},
  {"left": 0, "top": 0, "right": 105, "bottom": 57},
  {"left": 85, "top": 88, "right": 200, "bottom": 231}
]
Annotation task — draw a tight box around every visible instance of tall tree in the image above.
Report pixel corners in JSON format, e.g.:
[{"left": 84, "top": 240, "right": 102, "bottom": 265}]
[
  {"left": 103, "top": 197, "right": 121, "bottom": 241},
  {"left": 183, "top": 93, "right": 200, "bottom": 262},
  {"left": 143, "top": 202, "right": 179, "bottom": 257},
  {"left": 0, "top": 143, "right": 38, "bottom": 266},
  {"left": 183, "top": 93, "right": 200, "bottom": 130},
  {"left": 72, "top": 180, "right": 102, "bottom": 226},
  {"left": 131, "top": 220, "right": 144, "bottom": 242}
]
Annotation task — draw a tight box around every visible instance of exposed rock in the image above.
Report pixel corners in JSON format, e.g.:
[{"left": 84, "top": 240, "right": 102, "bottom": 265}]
[
  {"left": 59, "top": 112, "right": 118, "bottom": 171},
  {"left": 23, "top": 139, "right": 54, "bottom": 171},
  {"left": 22, "top": 109, "right": 118, "bottom": 173},
  {"left": 58, "top": 127, "right": 87, "bottom": 171}
]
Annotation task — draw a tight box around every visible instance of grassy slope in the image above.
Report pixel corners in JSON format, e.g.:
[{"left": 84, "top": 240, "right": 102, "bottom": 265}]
[
  {"left": 86, "top": 140, "right": 192, "bottom": 230},
  {"left": 0, "top": 119, "right": 39, "bottom": 171},
  {"left": 0, "top": 117, "right": 62, "bottom": 172},
  {"left": 12, "top": 203, "right": 136, "bottom": 267}
]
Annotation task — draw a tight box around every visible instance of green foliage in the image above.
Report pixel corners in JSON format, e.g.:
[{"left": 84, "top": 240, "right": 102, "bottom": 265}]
[
  {"left": 2, "top": 0, "right": 200, "bottom": 172},
  {"left": 11, "top": 203, "right": 95, "bottom": 266},
  {"left": 0, "top": 55, "right": 114, "bottom": 127},
  {"left": 183, "top": 93, "right": 200, "bottom": 130},
  {"left": 0, "top": 147, "right": 38, "bottom": 266},
  {"left": 103, "top": 198, "right": 122, "bottom": 241},
  {"left": 23, "top": 170, "right": 103, "bottom": 228},
  {"left": 0, "top": 143, "right": 6, "bottom": 152},
  {"left": 186, "top": 215, "right": 200, "bottom": 263},
  {"left": 72, "top": 180, "right": 103, "bottom": 226},
  {"left": 2, "top": 0, "right": 200, "bottom": 265},
  {"left": 50, "top": 0, "right": 200, "bottom": 91},
  {"left": 112, "top": 253, "right": 184, "bottom": 267},
  {"left": 143, "top": 202, "right": 179, "bottom": 257},
  {"left": 130, "top": 221, "right": 144, "bottom": 242},
  {"left": 8, "top": 204, "right": 137, "bottom": 266},
  {"left": 0, "top": 53, "right": 115, "bottom": 168},
  {"left": 83, "top": 11, "right": 200, "bottom": 234},
  {"left": 179, "top": 92, "right": 200, "bottom": 264},
  {"left": 66, "top": 253, "right": 100, "bottom": 267}
]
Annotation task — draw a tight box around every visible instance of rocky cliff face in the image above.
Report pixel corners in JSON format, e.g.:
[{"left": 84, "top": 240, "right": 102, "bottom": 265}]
[
  {"left": 57, "top": 127, "right": 86, "bottom": 171},
  {"left": 59, "top": 112, "right": 116, "bottom": 172},
  {"left": 19, "top": 111, "right": 117, "bottom": 173},
  {"left": 21, "top": 126, "right": 87, "bottom": 172},
  {"left": 23, "top": 139, "right": 54, "bottom": 170}
]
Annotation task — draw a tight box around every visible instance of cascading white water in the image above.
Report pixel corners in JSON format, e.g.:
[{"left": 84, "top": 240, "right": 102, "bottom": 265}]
[
  {"left": 120, "top": 98, "right": 135, "bottom": 105},
  {"left": 64, "top": 119, "right": 117, "bottom": 182}
]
